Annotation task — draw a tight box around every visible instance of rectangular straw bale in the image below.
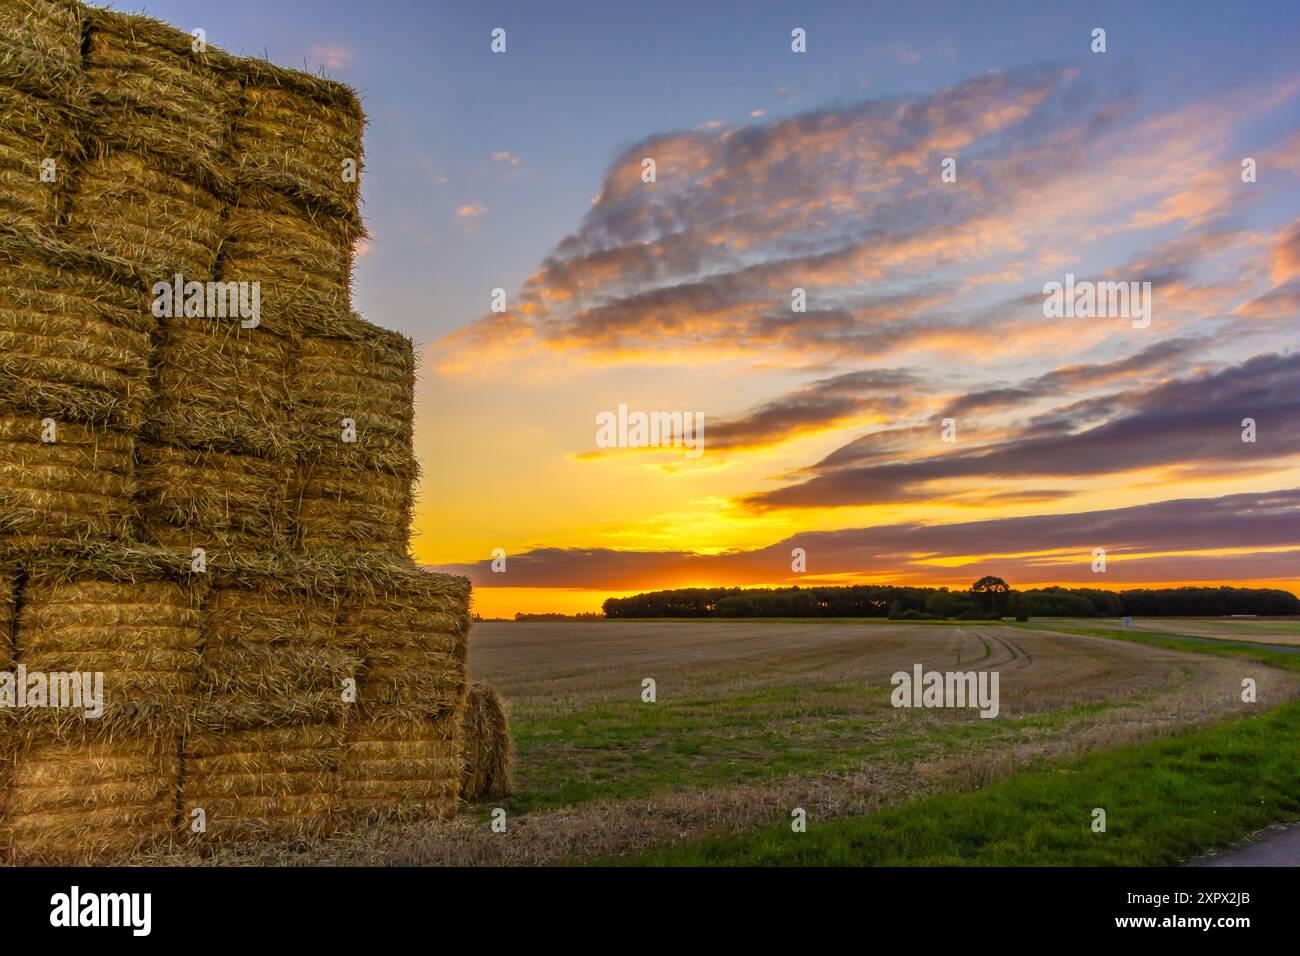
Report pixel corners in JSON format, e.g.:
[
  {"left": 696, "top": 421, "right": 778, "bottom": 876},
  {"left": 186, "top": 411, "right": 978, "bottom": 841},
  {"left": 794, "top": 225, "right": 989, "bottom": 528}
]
[
  {"left": 341, "top": 715, "right": 460, "bottom": 822},
  {"left": 181, "top": 722, "right": 343, "bottom": 844},
  {"left": 0, "top": 415, "right": 134, "bottom": 546},
  {"left": 291, "top": 314, "right": 415, "bottom": 470},
  {"left": 220, "top": 187, "right": 357, "bottom": 338},
  {"left": 149, "top": 317, "right": 295, "bottom": 457},
  {"left": 0, "top": 225, "right": 152, "bottom": 430},
  {"left": 136, "top": 442, "right": 291, "bottom": 554},
  {"left": 0, "top": 82, "right": 81, "bottom": 231},
  {"left": 291, "top": 447, "right": 416, "bottom": 557},
  {"left": 0, "top": 730, "right": 180, "bottom": 864},
  {"left": 13, "top": 572, "right": 204, "bottom": 728},
  {"left": 0, "top": 0, "right": 84, "bottom": 96},
  {"left": 232, "top": 59, "right": 364, "bottom": 218},
  {"left": 343, "top": 569, "right": 470, "bottom": 720},
  {"left": 82, "top": 6, "right": 238, "bottom": 177},
  {"left": 193, "top": 581, "right": 356, "bottom": 729},
  {"left": 63, "top": 149, "right": 226, "bottom": 281}
]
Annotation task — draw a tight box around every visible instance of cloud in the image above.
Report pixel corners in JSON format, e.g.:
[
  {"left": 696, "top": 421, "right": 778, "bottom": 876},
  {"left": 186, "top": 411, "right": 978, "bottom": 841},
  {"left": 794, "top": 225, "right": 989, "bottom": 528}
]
[
  {"left": 706, "top": 368, "right": 928, "bottom": 451},
  {"left": 744, "top": 352, "right": 1300, "bottom": 509},
  {"left": 454, "top": 201, "right": 487, "bottom": 232},
  {"left": 1271, "top": 218, "right": 1300, "bottom": 285},
  {"left": 309, "top": 44, "right": 351, "bottom": 70},
  {"left": 434, "top": 489, "right": 1300, "bottom": 589},
  {"left": 937, "top": 337, "right": 1204, "bottom": 420},
  {"left": 438, "top": 63, "right": 1298, "bottom": 375}
]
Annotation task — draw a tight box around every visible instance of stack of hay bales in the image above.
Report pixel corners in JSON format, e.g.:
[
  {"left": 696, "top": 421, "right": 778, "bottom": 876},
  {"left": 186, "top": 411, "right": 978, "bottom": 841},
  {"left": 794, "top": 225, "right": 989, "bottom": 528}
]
[{"left": 0, "top": 0, "right": 505, "bottom": 863}]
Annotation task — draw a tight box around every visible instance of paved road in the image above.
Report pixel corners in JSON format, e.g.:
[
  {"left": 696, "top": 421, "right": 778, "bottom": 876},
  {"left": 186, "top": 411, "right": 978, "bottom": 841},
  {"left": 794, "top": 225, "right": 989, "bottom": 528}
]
[{"left": 1191, "top": 824, "right": 1300, "bottom": 866}]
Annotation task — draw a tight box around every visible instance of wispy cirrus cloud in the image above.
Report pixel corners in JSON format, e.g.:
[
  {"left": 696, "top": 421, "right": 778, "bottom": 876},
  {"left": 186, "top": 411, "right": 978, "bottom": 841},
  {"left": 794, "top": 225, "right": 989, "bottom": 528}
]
[{"left": 744, "top": 352, "right": 1300, "bottom": 510}]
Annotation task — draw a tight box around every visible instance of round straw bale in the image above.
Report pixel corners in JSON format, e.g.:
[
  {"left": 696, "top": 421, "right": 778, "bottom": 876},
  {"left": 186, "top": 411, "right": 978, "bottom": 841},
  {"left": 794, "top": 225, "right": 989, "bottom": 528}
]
[
  {"left": 0, "top": 230, "right": 152, "bottom": 430},
  {"left": 0, "top": 0, "right": 84, "bottom": 96},
  {"left": 291, "top": 315, "right": 415, "bottom": 469},
  {"left": 0, "top": 729, "right": 180, "bottom": 865},
  {"left": 193, "top": 580, "right": 355, "bottom": 730},
  {"left": 83, "top": 7, "right": 239, "bottom": 174},
  {"left": 231, "top": 60, "right": 365, "bottom": 218},
  {"left": 149, "top": 317, "right": 295, "bottom": 457},
  {"left": 63, "top": 149, "right": 226, "bottom": 281},
  {"left": 220, "top": 188, "right": 357, "bottom": 338},
  {"left": 13, "top": 556, "right": 205, "bottom": 733},
  {"left": 181, "top": 722, "right": 343, "bottom": 845},
  {"left": 460, "top": 682, "right": 513, "bottom": 802},
  {"left": 341, "top": 715, "right": 461, "bottom": 822},
  {"left": 136, "top": 443, "right": 291, "bottom": 553},
  {"left": 291, "top": 448, "right": 415, "bottom": 557},
  {"left": 0, "top": 415, "right": 134, "bottom": 546},
  {"left": 343, "top": 574, "right": 470, "bottom": 720}
]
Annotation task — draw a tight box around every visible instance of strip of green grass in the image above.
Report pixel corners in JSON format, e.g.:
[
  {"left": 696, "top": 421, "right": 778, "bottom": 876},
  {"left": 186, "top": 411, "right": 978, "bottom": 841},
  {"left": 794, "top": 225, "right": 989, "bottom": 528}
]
[
  {"left": 620, "top": 699, "right": 1300, "bottom": 866},
  {"left": 1015, "top": 622, "right": 1300, "bottom": 671}
]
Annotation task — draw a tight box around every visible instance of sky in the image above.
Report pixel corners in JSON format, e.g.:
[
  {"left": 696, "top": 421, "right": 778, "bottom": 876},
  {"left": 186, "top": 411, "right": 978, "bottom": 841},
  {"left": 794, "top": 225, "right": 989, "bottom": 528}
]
[{"left": 124, "top": 1, "right": 1300, "bottom": 616}]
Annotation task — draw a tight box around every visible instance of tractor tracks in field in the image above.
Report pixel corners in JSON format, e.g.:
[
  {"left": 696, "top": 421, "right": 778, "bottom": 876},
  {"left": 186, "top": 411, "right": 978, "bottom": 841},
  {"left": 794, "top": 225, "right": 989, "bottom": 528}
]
[{"left": 961, "top": 627, "right": 1031, "bottom": 672}]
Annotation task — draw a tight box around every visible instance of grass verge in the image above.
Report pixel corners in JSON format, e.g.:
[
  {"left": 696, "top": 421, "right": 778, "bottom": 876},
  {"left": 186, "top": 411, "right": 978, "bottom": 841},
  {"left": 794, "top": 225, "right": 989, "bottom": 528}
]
[
  {"left": 1016, "top": 622, "right": 1300, "bottom": 671},
  {"left": 619, "top": 698, "right": 1300, "bottom": 866}
]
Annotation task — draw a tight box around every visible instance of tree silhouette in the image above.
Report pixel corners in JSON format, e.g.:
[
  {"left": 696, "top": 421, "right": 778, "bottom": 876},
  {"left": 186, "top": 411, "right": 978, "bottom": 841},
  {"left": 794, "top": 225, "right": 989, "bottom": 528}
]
[{"left": 971, "top": 576, "right": 1010, "bottom": 617}]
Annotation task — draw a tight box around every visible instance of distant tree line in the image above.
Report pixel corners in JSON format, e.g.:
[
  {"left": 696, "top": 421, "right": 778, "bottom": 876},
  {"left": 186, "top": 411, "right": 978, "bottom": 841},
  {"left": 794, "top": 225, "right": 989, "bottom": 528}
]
[{"left": 601, "top": 582, "right": 1299, "bottom": 619}]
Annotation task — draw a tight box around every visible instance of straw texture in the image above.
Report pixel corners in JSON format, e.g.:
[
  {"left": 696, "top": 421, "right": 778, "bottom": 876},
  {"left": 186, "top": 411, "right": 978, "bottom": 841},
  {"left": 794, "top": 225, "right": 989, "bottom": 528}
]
[
  {"left": 14, "top": 565, "right": 204, "bottom": 733},
  {"left": 0, "top": 415, "right": 134, "bottom": 546},
  {"left": 181, "top": 723, "right": 343, "bottom": 845},
  {"left": 0, "top": 730, "right": 180, "bottom": 864},
  {"left": 342, "top": 716, "right": 461, "bottom": 823},
  {"left": 460, "top": 682, "right": 513, "bottom": 802},
  {"left": 136, "top": 443, "right": 291, "bottom": 553},
  {"left": 0, "top": 224, "right": 152, "bottom": 429}
]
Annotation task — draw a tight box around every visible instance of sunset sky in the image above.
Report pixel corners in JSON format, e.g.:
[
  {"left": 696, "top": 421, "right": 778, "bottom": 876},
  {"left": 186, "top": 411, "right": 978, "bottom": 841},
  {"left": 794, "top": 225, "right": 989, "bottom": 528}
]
[{"left": 136, "top": 1, "right": 1300, "bottom": 616}]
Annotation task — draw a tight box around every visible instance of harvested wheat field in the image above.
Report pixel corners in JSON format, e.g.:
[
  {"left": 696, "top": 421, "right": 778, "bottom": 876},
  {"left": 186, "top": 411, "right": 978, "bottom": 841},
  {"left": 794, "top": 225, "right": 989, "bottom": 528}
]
[{"left": 136, "top": 619, "right": 1300, "bottom": 865}]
